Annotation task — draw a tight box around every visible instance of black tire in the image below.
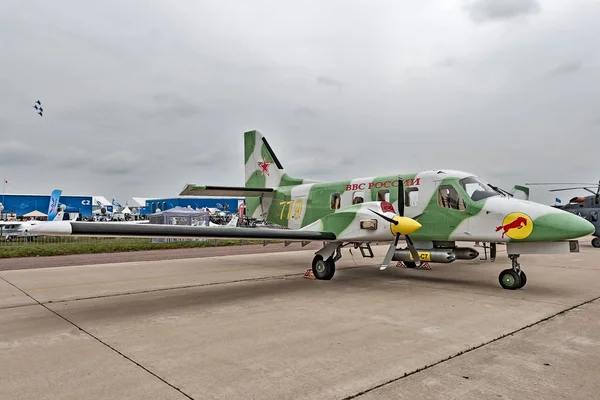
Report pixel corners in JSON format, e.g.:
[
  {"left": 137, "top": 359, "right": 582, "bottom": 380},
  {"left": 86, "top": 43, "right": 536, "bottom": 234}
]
[
  {"left": 498, "top": 269, "right": 522, "bottom": 290},
  {"left": 312, "top": 255, "right": 335, "bottom": 280},
  {"left": 403, "top": 261, "right": 418, "bottom": 268},
  {"left": 592, "top": 237, "right": 600, "bottom": 248},
  {"left": 518, "top": 270, "right": 527, "bottom": 289}
]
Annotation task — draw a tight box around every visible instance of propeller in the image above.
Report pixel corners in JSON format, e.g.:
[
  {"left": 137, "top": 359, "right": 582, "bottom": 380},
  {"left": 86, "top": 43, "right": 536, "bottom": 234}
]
[
  {"left": 526, "top": 181, "right": 600, "bottom": 196},
  {"left": 369, "top": 176, "right": 423, "bottom": 270}
]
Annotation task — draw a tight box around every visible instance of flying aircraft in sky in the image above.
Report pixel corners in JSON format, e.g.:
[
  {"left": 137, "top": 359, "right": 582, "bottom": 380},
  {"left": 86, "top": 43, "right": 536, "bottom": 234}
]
[{"left": 30, "top": 130, "right": 595, "bottom": 290}]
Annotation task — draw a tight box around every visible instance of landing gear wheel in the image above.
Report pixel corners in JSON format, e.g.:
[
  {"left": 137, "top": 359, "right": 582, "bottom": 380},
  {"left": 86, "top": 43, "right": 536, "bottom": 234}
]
[
  {"left": 312, "top": 255, "right": 336, "bottom": 280},
  {"left": 403, "top": 261, "right": 418, "bottom": 268},
  {"left": 498, "top": 269, "right": 522, "bottom": 290},
  {"left": 592, "top": 237, "right": 600, "bottom": 248},
  {"left": 518, "top": 270, "right": 527, "bottom": 288}
]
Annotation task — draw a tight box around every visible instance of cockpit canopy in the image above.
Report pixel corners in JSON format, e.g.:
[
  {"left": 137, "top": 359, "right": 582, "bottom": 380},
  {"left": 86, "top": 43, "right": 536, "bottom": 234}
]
[
  {"left": 459, "top": 176, "right": 499, "bottom": 202},
  {"left": 437, "top": 176, "right": 499, "bottom": 211}
]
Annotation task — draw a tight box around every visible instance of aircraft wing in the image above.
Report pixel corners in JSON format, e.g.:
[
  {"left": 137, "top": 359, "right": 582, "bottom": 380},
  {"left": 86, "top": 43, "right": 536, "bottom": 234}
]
[
  {"left": 0, "top": 221, "right": 23, "bottom": 227},
  {"left": 179, "top": 184, "right": 275, "bottom": 197},
  {"left": 28, "top": 221, "right": 336, "bottom": 242}
]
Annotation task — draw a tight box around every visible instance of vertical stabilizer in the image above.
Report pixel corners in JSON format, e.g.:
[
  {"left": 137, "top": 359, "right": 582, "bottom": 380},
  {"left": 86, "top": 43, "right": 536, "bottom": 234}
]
[
  {"left": 243, "top": 130, "right": 304, "bottom": 219},
  {"left": 47, "top": 189, "right": 63, "bottom": 221},
  {"left": 510, "top": 185, "right": 530, "bottom": 200},
  {"left": 244, "top": 130, "right": 303, "bottom": 188}
]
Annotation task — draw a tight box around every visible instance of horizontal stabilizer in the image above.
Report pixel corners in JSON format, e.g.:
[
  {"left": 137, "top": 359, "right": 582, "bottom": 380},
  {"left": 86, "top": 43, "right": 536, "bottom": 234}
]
[
  {"left": 29, "top": 221, "right": 336, "bottom": 242},
  {"left": 179, "top": 184, "right": 275, "bottom": 197}
]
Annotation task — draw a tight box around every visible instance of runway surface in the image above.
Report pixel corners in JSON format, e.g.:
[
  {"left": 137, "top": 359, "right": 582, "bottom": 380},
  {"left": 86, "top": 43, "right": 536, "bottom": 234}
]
[
  {"left": 1, "top": 239, "right": 599, "bottom": 399},
  {"left": 0, "top": 242, "right": 322, "bottom": 271}
]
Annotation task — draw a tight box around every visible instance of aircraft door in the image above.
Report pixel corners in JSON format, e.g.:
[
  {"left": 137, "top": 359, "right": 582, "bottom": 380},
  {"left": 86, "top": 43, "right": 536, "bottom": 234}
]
[{"left": 434, "top": 181, "right": 469, "bottom": 235}]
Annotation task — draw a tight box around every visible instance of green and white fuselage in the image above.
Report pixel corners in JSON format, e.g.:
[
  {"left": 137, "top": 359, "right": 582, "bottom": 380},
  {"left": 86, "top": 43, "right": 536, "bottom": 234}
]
[
  {"left": 241, "top": 131, "right": 592, "bottom": 246},
  {"left": 30, "top": 130, "right": 595, "bottom": 290}
]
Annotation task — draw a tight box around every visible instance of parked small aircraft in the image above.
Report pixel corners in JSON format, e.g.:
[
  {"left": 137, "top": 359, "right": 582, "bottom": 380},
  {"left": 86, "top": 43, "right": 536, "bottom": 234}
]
[{"left": 30, "top": 131, "right": 595, "bottom": 290}]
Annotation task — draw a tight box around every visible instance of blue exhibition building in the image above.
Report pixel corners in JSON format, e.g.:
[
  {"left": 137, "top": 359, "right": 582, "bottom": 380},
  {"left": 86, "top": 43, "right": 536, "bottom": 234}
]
[
  {"left": 0, "top": 193, "right": 93, "bottom": 218},
  {"left": 0, "top": 192, "right": 245, "bottom": 219}
]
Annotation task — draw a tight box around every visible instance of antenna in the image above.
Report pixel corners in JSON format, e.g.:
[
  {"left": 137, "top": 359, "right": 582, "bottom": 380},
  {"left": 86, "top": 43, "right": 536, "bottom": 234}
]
[{"left": 413, "top": 153, "right": 425, "bottom": 171}]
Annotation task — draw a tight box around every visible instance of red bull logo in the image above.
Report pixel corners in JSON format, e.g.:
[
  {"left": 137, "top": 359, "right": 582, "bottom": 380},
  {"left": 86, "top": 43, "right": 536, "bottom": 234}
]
[{"left": 495, "top": 212, "right": 533, "bottom": 239}]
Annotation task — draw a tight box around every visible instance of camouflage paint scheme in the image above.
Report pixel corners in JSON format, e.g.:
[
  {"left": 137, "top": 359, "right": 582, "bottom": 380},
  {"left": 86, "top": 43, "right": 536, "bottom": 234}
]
[{"left": 240, "top": 130, "right": 594, "bottom": 245}]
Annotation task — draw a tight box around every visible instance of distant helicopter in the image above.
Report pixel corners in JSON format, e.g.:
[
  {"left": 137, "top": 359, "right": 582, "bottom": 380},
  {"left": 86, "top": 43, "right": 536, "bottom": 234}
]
[{"left": 525, "top": 181, "right": 600, "bottom": 248}]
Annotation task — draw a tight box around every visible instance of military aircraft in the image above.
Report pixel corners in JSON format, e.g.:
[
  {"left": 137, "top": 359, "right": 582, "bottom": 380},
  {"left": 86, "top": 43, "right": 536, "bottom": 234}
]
[
  {"left": 524, "top": 181, "right": 600, "bottom": 248},
  {"left": 30, "top": 131, "right": 595, "bottom": 290}
]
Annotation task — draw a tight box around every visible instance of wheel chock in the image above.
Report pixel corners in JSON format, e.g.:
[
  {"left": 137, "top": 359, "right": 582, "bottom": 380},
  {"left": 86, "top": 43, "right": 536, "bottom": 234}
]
[
  {"left": 417, "top": 262, "right": 432, "bottom": 270},
  {"left": 304, "top": 269, "right": 316, "bottom": 279},
  {"left": 396, "top": 261, "right": 433, "bottom": 270}
]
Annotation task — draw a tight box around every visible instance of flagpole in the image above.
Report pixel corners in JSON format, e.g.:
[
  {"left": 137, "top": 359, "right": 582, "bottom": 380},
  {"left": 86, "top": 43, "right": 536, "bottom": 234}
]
[{"left": 2, "top": 178, "right": 5, "bottom": 219}]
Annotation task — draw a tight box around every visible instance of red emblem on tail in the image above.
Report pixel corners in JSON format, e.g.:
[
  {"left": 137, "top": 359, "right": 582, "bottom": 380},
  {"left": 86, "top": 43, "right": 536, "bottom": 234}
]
[{"left": 495, "top": 216, "right": 528, "bottom": 238}]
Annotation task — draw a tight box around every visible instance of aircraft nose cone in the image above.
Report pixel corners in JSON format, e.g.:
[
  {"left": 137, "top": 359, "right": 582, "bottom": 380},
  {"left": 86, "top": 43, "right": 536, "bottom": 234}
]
[
  {"left": 563, "top": 213, "right": 596, "bottom": 239},
  {"left": 531, "top": 211, "right": 595, "bottom": 241}
]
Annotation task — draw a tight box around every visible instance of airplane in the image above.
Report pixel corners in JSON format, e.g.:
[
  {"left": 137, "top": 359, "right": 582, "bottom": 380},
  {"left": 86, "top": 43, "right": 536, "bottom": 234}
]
[
  {"left": 523, "top": 181, "right": 600, "bottom": 248},
  {"left": 210, "top": 214, "right": 239, "bottom": 227},
  {"left": 192, "top": 214, "right": 239, "bottom": 227},
  {"left": 0, "top": 189, "right": 66, "bottom": 240},
  {"left": 30, "top": 130, "right": 595, "bottom": 290}
]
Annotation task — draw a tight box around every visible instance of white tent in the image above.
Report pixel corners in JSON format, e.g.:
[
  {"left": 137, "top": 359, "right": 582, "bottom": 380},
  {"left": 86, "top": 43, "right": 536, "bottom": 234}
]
[{"left": 23, "top": 210, "right": 47, "bottom": 218}]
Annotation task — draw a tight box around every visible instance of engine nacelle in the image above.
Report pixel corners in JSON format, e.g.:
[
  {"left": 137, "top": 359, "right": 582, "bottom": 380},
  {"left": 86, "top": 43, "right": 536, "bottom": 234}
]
[{"left": 392, "top": 249, "right": 457, "bottom": 263}]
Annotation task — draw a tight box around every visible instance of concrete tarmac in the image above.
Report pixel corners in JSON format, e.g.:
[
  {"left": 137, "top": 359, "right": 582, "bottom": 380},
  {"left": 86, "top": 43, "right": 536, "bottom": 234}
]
[{"left": 1, "top": 239, "right": 599, "bottom": 399}]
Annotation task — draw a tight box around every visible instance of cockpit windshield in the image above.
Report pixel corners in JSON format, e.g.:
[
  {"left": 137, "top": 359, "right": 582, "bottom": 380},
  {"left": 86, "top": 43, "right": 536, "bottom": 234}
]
[{"left": 459, "top": 176, "right": 499, "bottom": 202}]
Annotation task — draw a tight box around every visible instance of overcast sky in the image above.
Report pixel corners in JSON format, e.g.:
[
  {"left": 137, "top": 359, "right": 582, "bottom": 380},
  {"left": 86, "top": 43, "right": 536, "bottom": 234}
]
[{"left": 1, "top": 0, "right": 599, "bottom": 204}]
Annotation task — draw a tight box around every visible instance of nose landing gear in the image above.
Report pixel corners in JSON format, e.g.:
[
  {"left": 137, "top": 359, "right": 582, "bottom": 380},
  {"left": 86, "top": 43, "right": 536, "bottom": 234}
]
[{"left": 499, "top": 254, "right": 527, "bottom": 290}]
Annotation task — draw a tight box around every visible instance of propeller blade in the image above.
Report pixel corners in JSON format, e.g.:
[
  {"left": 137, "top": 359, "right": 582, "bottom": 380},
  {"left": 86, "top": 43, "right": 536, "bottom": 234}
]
[
  {"left": 405, "top": 235, "right": 421, "bottom": 266},
  {"left": 380, "top": 233, "right": 400, "bottom": 270},
  {"left": 368, "top": 208, "right": 397, "bottom": 224},
  {"left": 398, "top": 175, "right": 404, "bottom": 217}
]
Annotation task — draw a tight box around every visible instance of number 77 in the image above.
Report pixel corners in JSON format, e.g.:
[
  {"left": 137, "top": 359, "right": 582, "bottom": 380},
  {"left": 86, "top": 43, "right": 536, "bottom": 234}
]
[{"left": 279, "top": 200, "right": 293, "bottom": 219}]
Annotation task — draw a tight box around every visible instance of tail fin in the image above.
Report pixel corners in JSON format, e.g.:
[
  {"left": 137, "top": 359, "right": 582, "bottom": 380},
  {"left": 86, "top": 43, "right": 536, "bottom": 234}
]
[
  {"left": 47, "top": 189, "right": 63, "bottom": 221},
  {"left": 510, "top": 185, "right": 530, "bottom": 200},
  {"left": 227, "top": 215, "right": 239, "bottom": 227},
  {"left": 244, "top": 130, "right": 303, "bottom": 188},
  {"left": 243, "top": 130, "right": 305, "bottom": 219}
]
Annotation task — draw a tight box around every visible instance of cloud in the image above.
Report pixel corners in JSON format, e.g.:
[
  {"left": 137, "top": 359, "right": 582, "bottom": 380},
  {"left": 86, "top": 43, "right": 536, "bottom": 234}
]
[
  {"left": 0, "top": 0, "right": 599, "bottom": 205},
  {"left": 0, "top": 140, "right": 45, "bottom": 166},
  {"left": 316, "top": 76, "right": 343, "bottom": 88},
  {"left": 465, "top": 0, "right": 541, "bottom": 22},
  {"left": 90, "top": 151, "right": 141, "bottom": 175},
  {"left": 550, "top": 61, "right": 582, "bottom": 75},
  {"left": 141, "top": 92, "right": 206, "bottom": 122},
  {"left": 293, "top": 107, "right": 319, "bottom": 118}
]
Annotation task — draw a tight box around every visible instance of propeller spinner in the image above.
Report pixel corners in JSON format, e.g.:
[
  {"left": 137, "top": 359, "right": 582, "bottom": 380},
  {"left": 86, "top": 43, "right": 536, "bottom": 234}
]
[{"left": 369, "top": 176, "right": 423, "bottom": 270}]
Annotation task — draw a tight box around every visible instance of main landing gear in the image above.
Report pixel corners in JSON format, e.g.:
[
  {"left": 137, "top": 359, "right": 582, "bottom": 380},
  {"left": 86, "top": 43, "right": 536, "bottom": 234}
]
[
  {"left": 311, "top": 242, "right": 343, "bottom": 280},
  {"left": 498, "top": 254, "right": 527, "bottom": 290},
  {"left": 592, "top": 237, "right": 600, "bottom": 248}
]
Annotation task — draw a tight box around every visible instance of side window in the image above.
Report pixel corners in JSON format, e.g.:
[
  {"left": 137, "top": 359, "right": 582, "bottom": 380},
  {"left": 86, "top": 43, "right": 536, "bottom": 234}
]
[
  {"left": 330, "top": 193, "right": 341, "bottom": 210},
  {"left": 352, "top": 191, "right": 364, "bottom": 205},
  {"left": 438, "top": 184, "right": 466, "bottom": 211},
  {"left": 591, "top": 211, "right": 598, "bottom": 222},
  {"left": 377, "top": 189, "right": 390, "bottom": 202},
  {"left": 405, "top": 187, "right": 418, "bottom": 207}
]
